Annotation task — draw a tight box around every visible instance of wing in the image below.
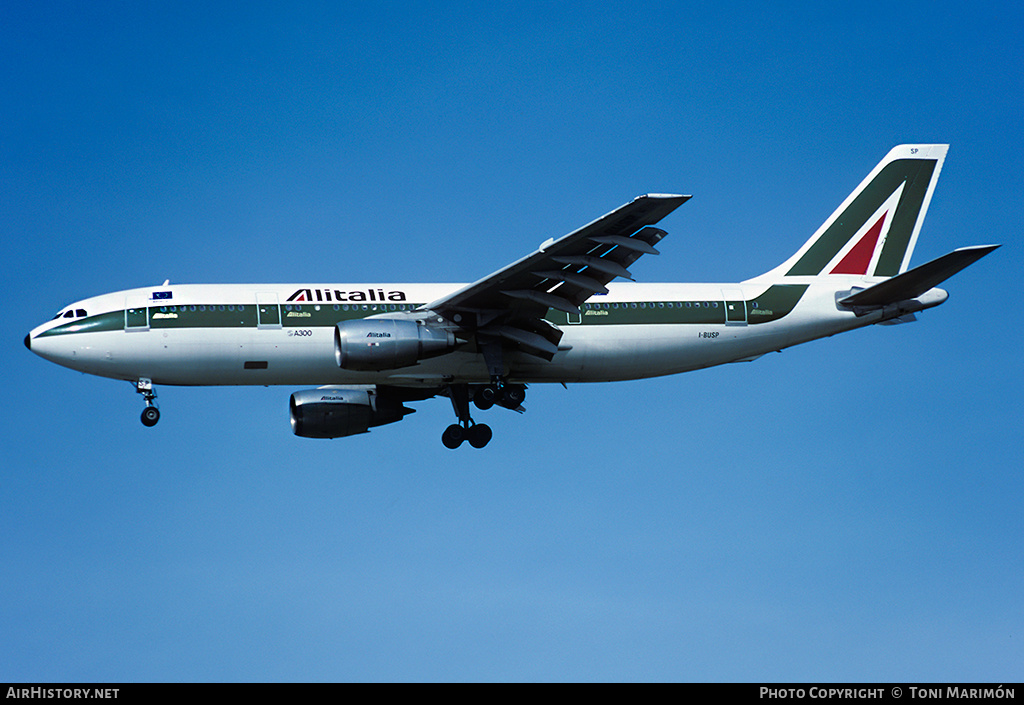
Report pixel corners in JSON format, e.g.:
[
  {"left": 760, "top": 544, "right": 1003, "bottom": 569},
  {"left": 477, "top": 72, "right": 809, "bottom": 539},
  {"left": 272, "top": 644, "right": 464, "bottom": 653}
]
[{"left": 424, "top": 193, "right": 690, "bottom": 371}]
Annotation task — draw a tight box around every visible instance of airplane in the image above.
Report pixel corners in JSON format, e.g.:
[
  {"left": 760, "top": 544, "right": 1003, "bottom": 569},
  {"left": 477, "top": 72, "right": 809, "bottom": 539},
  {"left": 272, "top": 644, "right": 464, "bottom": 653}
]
[{"left": 25, "top": 144, "right": 998, "bottom": 448}]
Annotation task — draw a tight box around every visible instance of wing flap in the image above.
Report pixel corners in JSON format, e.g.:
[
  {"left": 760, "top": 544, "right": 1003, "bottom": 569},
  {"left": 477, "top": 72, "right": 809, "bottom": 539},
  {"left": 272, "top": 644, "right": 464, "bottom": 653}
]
[
  {"left": 530, "top": 270, "right": 610, "bottom": 296},
  {"left": 589, "top": 230, "right": 663, "bottom": 255},
  {"left": 497, "top": 325, "right": 559, "bottom": 357},
  {"left": 501, "top": 289, "right": 580, "bottom": 315}
]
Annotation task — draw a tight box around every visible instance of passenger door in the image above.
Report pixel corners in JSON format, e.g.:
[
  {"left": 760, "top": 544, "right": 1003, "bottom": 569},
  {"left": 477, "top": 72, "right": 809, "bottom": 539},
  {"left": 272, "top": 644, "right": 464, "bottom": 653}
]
[
  {"left": 257, "top": 292, "right": 282, "bottom": 328},
  {"left": 722, "top": 289, "right": 747, "bottom": 325},
  {"left": 125, "top": 295, "right": 150, "bottom": 331}
]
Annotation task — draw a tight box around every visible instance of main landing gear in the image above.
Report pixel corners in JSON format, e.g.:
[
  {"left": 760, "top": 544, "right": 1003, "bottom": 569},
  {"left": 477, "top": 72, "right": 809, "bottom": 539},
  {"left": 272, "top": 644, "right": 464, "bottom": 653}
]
[
  {"left": 135, "top": 378, "right": 160, "bottom": 427},
  {"left": 441, "top": 382, "right": 526, "bottom": 449},
  {"left": 442, "top": 420, "right": 492, "bottom": 450}
]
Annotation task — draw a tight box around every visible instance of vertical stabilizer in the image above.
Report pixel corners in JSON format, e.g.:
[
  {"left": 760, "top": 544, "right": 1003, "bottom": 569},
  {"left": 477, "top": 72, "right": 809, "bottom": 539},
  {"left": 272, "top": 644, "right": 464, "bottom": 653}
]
[{"left": 752, "top": 145, "right": 948, "bottom": 281}]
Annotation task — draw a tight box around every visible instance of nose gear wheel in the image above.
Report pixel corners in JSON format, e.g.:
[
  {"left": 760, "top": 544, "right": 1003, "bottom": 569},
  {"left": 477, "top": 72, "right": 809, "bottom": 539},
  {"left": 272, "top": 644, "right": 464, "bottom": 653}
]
[{"left": 135, "top": 378, "right": 160, "bottom": 427}]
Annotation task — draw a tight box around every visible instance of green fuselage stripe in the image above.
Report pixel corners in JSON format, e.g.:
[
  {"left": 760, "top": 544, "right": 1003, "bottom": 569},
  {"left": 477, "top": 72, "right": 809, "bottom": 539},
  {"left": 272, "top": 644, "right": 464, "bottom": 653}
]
[{"left": 38, "top": 286, "right": 807, "bottom": 337}]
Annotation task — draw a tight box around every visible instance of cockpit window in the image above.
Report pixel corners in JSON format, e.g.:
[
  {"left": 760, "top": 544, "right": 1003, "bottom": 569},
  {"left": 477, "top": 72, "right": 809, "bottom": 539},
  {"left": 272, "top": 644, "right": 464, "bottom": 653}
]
[{"left": 53, "top": 309, "right": 88, "bottom": 320}]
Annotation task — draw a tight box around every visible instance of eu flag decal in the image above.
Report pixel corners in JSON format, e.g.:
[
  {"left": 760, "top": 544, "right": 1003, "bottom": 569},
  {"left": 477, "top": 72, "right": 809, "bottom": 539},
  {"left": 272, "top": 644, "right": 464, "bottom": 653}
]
[{"left": 152, "top": 291, "right": 173, "bottom": 300}]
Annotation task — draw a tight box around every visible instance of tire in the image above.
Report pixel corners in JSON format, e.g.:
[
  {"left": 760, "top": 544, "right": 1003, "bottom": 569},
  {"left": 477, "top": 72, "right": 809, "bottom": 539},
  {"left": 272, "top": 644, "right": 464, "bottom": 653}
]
[
  {"left": 141, "top": 407, "right": 160, "bottom": 427},
  {"left": 473, "top": 386, "right": 495, "bottom": 410},
  {"left": 441, "top": 423, "right": 464, "bottom": 449},
  {"left": 467, "top": 423, "right": 492, "bottom": 449},
  {"left": 504, "top": 385, "right": 526, "bottom": 405}
]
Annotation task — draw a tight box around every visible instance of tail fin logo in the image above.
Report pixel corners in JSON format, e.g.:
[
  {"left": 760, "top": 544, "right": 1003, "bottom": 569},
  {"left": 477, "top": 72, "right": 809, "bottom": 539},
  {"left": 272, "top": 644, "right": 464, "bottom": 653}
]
[
  {"left": 826, "top": 184, "right": 904, "bottom": 276},
  {"left": 759, "top": 145, "right": 947, "bottom": 281},
  {"left": 830, "top": 211, "right": 886, "bottom": 275}
]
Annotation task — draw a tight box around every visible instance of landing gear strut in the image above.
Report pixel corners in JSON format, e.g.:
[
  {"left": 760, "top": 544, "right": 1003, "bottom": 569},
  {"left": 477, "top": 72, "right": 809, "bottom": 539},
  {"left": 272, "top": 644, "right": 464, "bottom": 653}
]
[
  {"left": 441, "top": 381, "right": 527, "bottom": 448},
  {"left": 136, "top": 378, "right": 160, "bottom": 427},
  {"left": 443, "top": 383, "right": 491, "bottom": 449}
]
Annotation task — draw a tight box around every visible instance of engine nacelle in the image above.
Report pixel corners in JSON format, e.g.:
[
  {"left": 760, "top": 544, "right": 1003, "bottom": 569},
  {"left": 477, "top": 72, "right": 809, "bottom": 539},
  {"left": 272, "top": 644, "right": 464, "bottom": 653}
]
[
  {"left": 289, "top": 387, "right": 410, "bottom": 439},
  {"left": 335, "top": 317, "right": 456, "bottom": 371}
]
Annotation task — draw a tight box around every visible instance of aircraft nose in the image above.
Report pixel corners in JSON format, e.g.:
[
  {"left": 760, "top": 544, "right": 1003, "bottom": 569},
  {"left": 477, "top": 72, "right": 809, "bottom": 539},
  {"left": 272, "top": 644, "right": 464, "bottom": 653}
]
[{"left": 24, "top": 333, "right": 31, "bottom": 351}]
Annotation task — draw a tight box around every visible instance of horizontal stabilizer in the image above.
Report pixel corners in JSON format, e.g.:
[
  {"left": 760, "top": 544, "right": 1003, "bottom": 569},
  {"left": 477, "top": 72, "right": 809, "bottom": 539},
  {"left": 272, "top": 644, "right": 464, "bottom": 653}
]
[{"left": 839, "top": 245, "right": 999, "bottom": 308}]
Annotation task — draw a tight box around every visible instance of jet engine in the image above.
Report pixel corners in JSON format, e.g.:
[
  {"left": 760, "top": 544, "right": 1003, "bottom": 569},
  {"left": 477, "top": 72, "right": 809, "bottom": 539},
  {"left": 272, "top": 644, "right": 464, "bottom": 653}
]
[
  {"left": 335, "top": 317, "right": 456, "bottom": 371},
  {"left": 289, "top": 387, "right": 413, "bottom": 438}
]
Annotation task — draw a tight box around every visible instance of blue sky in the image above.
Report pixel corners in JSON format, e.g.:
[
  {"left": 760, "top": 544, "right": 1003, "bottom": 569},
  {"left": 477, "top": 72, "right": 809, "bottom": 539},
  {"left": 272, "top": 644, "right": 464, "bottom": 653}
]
[{"left": 3, "top": 1, "right": 1022, "bottom": 682}]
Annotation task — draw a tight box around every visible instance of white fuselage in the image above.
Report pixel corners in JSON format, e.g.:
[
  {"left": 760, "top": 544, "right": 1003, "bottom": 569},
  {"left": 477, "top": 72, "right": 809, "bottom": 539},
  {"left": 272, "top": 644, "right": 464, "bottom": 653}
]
[{"left": 27, "top": 278, "right": 928, "bottom": 389}]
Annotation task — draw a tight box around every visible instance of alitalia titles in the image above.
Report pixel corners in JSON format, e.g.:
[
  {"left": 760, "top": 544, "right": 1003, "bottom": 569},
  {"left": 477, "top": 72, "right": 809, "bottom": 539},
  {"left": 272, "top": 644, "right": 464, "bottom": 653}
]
[{"left": 287, "top": 288, "right": 407, "bottom": 303}]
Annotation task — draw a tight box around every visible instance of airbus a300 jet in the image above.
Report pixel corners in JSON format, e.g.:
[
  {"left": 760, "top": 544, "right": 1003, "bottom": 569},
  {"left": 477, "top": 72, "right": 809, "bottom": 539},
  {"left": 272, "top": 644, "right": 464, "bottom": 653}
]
[{"left": 26, "top": 145, "right": 997, "bottom": 448}]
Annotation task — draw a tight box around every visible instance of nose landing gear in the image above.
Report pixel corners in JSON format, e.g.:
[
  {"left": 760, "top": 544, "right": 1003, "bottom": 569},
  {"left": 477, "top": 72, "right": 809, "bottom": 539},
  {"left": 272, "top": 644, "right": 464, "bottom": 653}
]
[{"left": 135, "top": 378, "right": 160, "bottom": 427}]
